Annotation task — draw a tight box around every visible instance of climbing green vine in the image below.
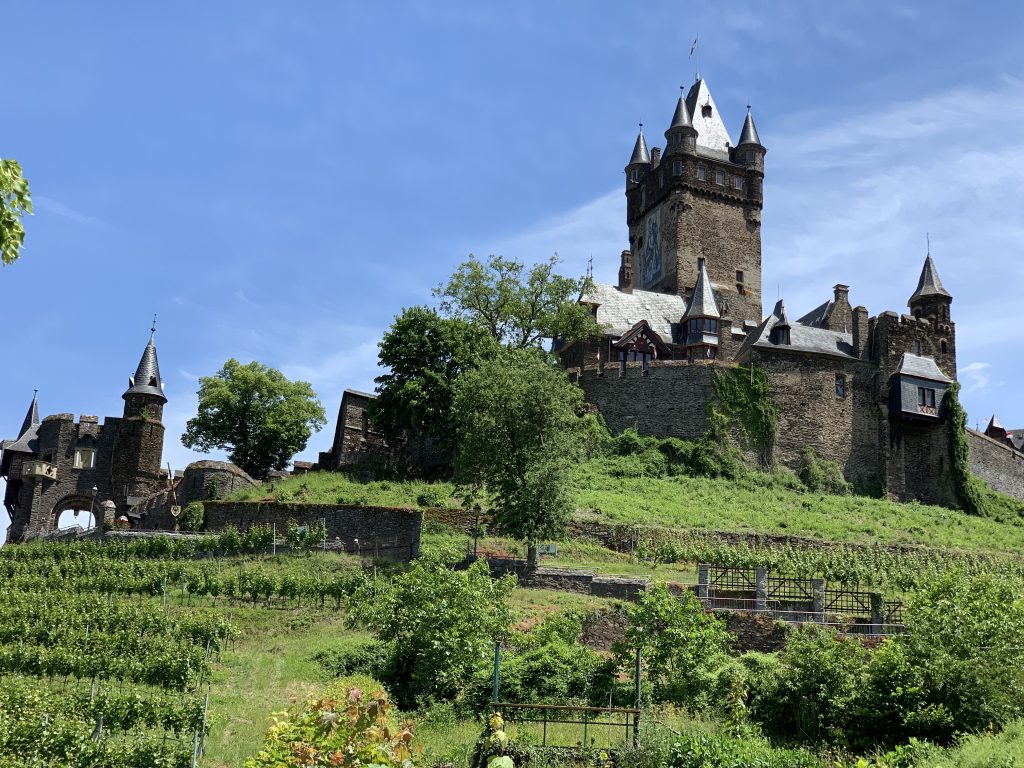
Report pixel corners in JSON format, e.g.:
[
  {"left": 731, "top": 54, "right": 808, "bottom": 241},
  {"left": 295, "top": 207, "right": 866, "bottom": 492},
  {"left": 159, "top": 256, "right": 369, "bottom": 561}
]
[
  {"left": 946, "top": 382, "right": 984, "bottom": 516},
  {"left": 709, "top": 365, "right": 780, "bottom": 467}
]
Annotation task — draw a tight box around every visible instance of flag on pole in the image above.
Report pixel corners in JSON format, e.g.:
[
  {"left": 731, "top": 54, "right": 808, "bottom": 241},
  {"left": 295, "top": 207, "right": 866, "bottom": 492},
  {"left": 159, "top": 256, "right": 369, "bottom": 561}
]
[{"left": 690, "top": 37, "right": 699, "bottom": 57}]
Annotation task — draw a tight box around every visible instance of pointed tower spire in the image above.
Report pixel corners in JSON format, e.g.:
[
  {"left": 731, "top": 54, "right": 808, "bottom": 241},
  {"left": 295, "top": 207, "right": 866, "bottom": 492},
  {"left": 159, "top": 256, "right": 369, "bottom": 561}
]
[
  {"left": 670, "top": 92, "right": 693, "bottom": 130},
  {"left": 737, "top": 107, "right": 762, "bottom": 147},
  {"left": 665, "top": 87, "right": 698, "bottom": 156},
  {"left": 682, "top": 259, "right": 721, "bottom": 320},
  {"left": 627, "top": 124, "right": 651, "bottom": 166},
  {"left": 19, "top": 391, "right": 40, "bottom": 438},
  {"left": 124, "top": 328, "right": 167, "bottom": 403},
  {"left": 910, "top": 255, "right": 951, "bottom": 302}
]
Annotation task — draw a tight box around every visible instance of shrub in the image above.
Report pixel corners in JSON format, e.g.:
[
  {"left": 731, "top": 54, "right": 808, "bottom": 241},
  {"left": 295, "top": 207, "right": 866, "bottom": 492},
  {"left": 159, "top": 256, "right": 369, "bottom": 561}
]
[
  {"left": 178, "top": 502, "right": 204, "bottom": 531},
  {"left": 622, "top": 583, "right": 732, "bottom": 706},
  {"left": 667, "top": 731, "right": 820, "bottom": 768},
  {"left": 797, "top": 446, "right": 851, "bottom": 495},
  {"left": 416, "top": 486, "right": 451, "bottom": 507},
  {"left": 244, "top": 677, "right": 419, "bottom": 767},
  {"left": 348, "top": 559, "right": 515, "bottom": 708}
]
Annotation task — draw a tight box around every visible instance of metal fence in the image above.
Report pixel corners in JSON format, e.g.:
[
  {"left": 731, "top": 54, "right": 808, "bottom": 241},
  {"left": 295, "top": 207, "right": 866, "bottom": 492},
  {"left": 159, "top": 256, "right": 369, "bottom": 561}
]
[{"left": 494, "top": 703, "right": 640, "bottom": 750}]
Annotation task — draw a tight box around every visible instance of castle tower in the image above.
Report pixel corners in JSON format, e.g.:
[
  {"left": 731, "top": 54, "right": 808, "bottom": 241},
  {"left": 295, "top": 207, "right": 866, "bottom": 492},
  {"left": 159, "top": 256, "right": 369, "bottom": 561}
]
[
  {"left": 908, "top": 254, "right": 956, "bottom": 379},
  {"left": 625, "top": 78, "right": 764, "bottom": 328},
  {"left": 111, "top": 328, "right": 167, "bottom": 505}
]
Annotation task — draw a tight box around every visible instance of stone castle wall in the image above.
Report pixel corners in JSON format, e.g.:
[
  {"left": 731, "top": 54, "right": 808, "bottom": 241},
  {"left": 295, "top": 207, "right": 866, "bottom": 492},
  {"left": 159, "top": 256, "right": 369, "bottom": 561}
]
[
  {"left": 573, "top": 361, "right": 716, "bottom": 439},
  {"left": 203, "top": 501, "right": 422, "bottom": 561},
  {"left": 967, "top": 429, "right": 1024, "bottom": 502}
]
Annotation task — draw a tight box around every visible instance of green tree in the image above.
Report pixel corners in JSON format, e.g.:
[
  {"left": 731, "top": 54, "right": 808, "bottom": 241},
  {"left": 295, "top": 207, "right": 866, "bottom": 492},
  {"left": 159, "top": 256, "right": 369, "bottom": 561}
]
[
  {"left": 182, "top": 359, "right": 326, "bottom": 479},
  {"left": 453, "top": 348, "right": 602, "bottom": 567},
  {"left": 0, "top": 160, "right": 32, "bottom": 266},
  {"left": 622, "top": 583, "right": 732, "bottom": 705},
  {"left": 434, "top": 254, "right": 599, "bottom": 348},
  {"left": 349, "top": 559, "right": 515, "bottom": 708},
  {"left": 369, "top": 306, "right": 496, "bottom": 452}
]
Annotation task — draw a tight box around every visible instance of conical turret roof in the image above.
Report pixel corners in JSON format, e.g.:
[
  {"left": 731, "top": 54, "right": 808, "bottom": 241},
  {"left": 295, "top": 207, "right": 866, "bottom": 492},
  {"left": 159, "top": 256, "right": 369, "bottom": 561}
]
[
  {"left": 668, "top": 95, "right": 693, "bottom": 130},
  {"left": 737, "top": 108, "right": 762, "bottom": 147},
  {"left": 773, "top": 300, "right": 791, "bottom": 328},
  {"left": 3, "top": 392, "right": 41, "bottom": 454},
  {"left": 909, "top": 255, "right": 951, "bottom": 302},
  {"left": 987, "top": 414, "right": 1005, "bottom": 432},
  {"left": 627, "top": 128, "right": 651, "bottom": 166},
  {"left": 682, "top": 260, "right": 721, "bottom": 320},
  {"left": 124, "top": 331, "right": 167, "bottom": 402}
]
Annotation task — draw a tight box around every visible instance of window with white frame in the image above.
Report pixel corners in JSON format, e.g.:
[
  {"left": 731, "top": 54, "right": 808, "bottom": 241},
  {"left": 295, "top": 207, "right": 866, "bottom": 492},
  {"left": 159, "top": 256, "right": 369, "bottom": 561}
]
[{"left": 74, "top": 449, "right": 96, "bottom": 469}]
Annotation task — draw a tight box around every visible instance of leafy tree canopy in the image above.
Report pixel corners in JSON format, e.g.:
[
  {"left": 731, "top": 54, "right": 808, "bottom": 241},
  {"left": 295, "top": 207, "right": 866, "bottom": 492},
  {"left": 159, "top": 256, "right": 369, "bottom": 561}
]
[
  {"left": 182, "top": 359, "right": 326, "bottom": 479},
  {"left": 453, "top": 348, "right": 604, "bottom": 564},
  {"left": 0, "top": 160, "right": 32, "bottom": 267},
  {"left": 369, "top": 306, "right": 497, "bottom": 450},
  {"left": 434, "top": 254, "right": 599, "bottom": 348}
]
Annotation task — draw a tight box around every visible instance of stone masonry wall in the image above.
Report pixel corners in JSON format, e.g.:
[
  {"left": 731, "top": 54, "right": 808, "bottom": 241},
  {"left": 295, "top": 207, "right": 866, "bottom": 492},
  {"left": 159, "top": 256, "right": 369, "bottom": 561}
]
[
  {"left": 203, "top": 501, "right": 422, "bottom": 561},
  {"left": 752, "top": 350, "right": 881, "bottom": 490},
  {"left": 573, "top": 361, "right": 716, "bottom": 438},
  {"left": 967, "top": 429, "right": 1024, "bottom": 502}
]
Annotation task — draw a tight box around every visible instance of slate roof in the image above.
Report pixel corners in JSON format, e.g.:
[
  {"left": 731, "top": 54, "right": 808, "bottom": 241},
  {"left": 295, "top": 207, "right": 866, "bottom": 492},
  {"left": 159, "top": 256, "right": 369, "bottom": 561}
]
[
  {"left": 124, "top": 334, "right": 167, "bottom": 402},
  {"left": 685, "top": 79, "right": 733, "bottom": 159},
  {"left": 892, "top": 353, "right": 951, "bottom": 383},
  {"left": 668, "top": 94, "right": 693, "bottom": 130},
  {"left": 737, "top": 299, "right": 856, "bottom": 360},
  {"left": 1009, "top": 431, "right": 1024, "bottom": 451},
  {"left": 582, "top": 283, "right": 686, "bottom": 339},
  {"left": 987, "top": 414, "right": 1005, "bottom": 432},
  {"left": 909, "top": 255, "right": 951, "bottom": 302},
  {"left": 737, "top": 109, "right": 762, "bottom": 146},
  {"left": 627, "top": 129, "right": 651, "bottom": 166},
  {"left": 682, "top": 261, "right": 721, "bottom": 320},
  {"left": 797, "top": 299, "right": 833, "bottom": 328},
  {"left": 2, "top": 393, "right": 41, "bottom": 455}
]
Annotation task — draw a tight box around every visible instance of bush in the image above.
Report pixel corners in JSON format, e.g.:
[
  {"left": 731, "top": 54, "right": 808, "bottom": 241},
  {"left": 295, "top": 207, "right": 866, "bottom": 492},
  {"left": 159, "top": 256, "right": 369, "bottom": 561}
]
[
  {"left": 179, "top": 502, "right": 204, "bottom": 531},
  {"left": 416, "top": 486, "right": 452, "bottom": 507},
  {"left": 312, "top": 641, "right": 394, "bottom": 681},
  {"left": 244, "top": 676, "right": 420, "bottom": 767},
  {"left": 797, "top": 446, "right": 851, "bottom": 495},
  {"left": 348, "top": 558, "right": 515, "bottom": 708},
  {"left": 667, "top": 731, "right": 820, "bottom": 768},
  {"left": 622, "top": 584, "right": 732, "bottom": 706}
]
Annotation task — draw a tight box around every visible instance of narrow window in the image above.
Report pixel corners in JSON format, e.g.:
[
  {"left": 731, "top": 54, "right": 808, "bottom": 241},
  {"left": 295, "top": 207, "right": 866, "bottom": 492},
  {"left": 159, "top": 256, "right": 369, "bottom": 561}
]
[
  {"left": 736, "top": 270, "right": 745, "bottom": 296},
  {"left": 733, "top": 176, "right": 744, "bottom": 190},
  {"left": 918, "top": 387, "right": 936, "bottom": 408},
  {"left": 629, "top": 169, "right": 640, "bottom": 183},
  {"left": 941, "top": 340, "right": 948, "bottom": 354},
  {"left": 715, "top": 169, "right": 725, "bottom": 186},
  {"left": 835, "top": 374, "right": 846, "bottom": 399},
  {"left": 640, "top": 189, "right": 646, "bottom": 207},
  {"left": 672, "top": 159, "right": 683, "bottom": 177},
  {"left": 697, "top": 165, "right": 707, "bottom": 181},
  {"left": 361, "top": 412, "right": 369, "bottom": 439},
  {"left": 74, "top": 449, "right": 96, "bottom": 470},
  {"left": 913, "top": 341, "right": 922, "bottom": 355}
]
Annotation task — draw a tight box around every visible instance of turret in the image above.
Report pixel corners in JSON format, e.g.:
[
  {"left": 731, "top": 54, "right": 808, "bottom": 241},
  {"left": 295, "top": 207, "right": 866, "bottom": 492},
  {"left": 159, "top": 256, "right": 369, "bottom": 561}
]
[
  {"left": 733, "top": 107, "right": 766, "bottom": 173},
  {"left": 908, "top": 254, "right": 952, "bottom": 323},
  {"left": 681, "top": 259, "right": 721, "bottom": 361},
  {"left": 664, "top": 91, "right": 698, "bottom": 158},
  {"left": 122, "top": 326, "right": 167, "bottom": 421},
  {"left": 113, "top": 325, "right": 167, "bottom": 505},
  {"left": 625, "top": 125, "right": 651, "bottom": 187}
]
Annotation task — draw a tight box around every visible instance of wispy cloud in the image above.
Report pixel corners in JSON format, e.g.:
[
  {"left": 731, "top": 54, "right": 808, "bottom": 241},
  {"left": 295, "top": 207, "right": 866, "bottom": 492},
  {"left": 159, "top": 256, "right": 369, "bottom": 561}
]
[{"left": 34, "top": 195, "right": 112, "bottom": 230}]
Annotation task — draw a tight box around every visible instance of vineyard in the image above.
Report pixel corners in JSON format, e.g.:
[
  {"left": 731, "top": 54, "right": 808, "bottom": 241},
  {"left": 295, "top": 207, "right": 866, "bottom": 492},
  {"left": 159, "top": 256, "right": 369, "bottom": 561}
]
[{"left": 0, "top": 537, "right": 368, "bottom": 768}]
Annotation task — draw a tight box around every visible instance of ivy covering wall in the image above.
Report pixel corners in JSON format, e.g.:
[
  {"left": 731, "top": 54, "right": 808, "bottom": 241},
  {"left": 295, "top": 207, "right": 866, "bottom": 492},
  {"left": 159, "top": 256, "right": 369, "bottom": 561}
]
[{"left": 709, "top": 365, "right": 780, "bottom": 467}]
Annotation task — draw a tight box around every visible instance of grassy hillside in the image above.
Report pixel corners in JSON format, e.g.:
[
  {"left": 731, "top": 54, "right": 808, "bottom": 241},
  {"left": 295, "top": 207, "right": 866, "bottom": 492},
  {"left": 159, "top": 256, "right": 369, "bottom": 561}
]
[{"left": 226, "top": 457, "right": 1024, "bottom": 554}]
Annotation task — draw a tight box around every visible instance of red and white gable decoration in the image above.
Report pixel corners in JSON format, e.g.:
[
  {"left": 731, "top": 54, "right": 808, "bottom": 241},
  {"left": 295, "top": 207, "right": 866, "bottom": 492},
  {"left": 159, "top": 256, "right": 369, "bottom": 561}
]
[{"left": 611, "top": 320, "right": 673, "bottom": 359}]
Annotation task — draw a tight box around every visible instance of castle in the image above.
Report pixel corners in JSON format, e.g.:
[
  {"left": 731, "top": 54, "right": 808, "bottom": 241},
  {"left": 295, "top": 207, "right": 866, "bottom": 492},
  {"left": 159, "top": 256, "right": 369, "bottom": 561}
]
[
  {"left": 552, "top": 77, "right": 1024, "bottom": 505},
  {"left": 0, "top": 330, "right": 254, "bottom": 541}
]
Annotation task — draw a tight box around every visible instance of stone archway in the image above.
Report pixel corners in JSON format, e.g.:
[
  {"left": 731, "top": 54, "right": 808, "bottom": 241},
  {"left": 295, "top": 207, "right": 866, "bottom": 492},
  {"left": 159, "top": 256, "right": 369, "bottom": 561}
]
[{"left": 52, "top": 495, "right": 101, "bottom": 533}]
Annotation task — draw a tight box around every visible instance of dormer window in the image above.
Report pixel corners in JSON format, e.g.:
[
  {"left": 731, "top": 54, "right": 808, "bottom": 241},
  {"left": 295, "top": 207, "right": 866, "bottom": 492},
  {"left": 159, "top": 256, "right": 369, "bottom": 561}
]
[{"left": 702, "top": 103, "right": 713, "bottom": 118}]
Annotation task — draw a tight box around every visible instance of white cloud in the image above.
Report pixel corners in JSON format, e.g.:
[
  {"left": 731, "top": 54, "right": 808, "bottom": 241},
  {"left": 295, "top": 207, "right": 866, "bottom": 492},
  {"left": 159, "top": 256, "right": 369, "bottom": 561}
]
[
  {"left": 959, "top": 362, "right": 992, "bottom": 394},
  {"left": 34, "top": 196, "right": 111, "bottom": 230}
]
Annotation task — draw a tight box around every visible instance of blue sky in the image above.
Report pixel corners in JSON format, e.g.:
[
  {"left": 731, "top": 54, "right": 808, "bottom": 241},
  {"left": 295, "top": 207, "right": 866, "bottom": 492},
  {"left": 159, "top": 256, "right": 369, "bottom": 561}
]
[{"left": 3, "top": 2, "right": 1023, "bottom": 533}]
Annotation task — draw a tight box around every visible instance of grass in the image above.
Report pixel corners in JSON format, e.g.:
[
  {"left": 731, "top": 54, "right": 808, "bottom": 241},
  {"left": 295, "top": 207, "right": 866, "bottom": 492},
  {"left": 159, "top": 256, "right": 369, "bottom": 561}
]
[{"left": 228, "top": 459, "right": 1024, "bottom": 555}]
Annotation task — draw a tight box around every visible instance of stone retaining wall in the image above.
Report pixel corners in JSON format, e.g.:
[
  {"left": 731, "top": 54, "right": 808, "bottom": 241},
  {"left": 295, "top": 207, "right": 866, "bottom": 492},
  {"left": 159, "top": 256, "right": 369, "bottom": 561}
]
[{"left": 203, "top": 501, "right": 422, "bottom": 561}]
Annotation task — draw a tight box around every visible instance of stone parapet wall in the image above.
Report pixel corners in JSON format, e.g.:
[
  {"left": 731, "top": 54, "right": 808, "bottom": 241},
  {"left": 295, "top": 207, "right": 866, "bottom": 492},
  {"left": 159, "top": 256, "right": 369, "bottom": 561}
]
[
  {"left": 203, "top": 501, "right": 422, "bottom": 561},
  {"left": 967, "top": 429, "right": 1024, "bottom": 502}
]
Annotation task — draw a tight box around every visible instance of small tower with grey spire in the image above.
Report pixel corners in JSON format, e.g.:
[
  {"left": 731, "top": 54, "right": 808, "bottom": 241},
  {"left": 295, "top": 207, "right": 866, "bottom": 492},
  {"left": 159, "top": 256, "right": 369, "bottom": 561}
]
[{"left": 112, "top": 325, "right": 168, "bottom": 505}]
